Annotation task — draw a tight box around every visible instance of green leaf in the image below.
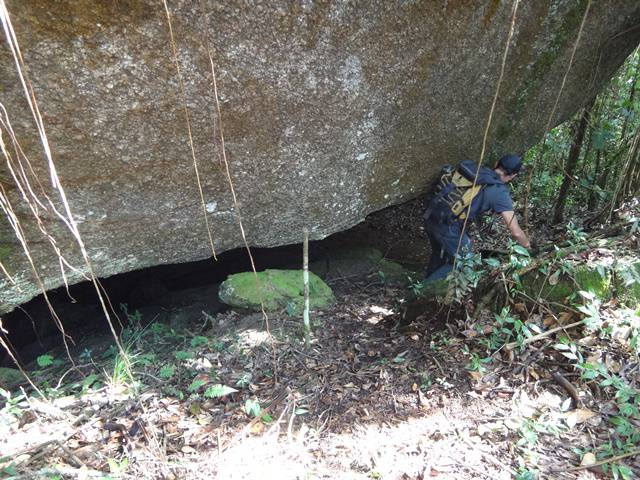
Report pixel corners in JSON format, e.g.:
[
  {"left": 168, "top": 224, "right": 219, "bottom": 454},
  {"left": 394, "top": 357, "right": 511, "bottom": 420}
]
[
  {"left": 159, "top": 365, "right": 176, "bottom": 379},
  {"left": 513, "top": 245, "right": 530, "bottom": 256},
  {"left": 529, "top": 324, "right": 542, "bottom": 334},
  {"left": 618, "top": 464, "right": 633, "bottom": 480},
  {"left": 82, "top": 373, "right": 100, "bottom": 389},
  {"left": 261, "top": 413, "right": 273, "bottom": 423},
  {"left": 244, "top": 399, "right": 262, "bottom": 417},
  {"left": 163, "top": 385, "right": 184, "bottom": 400},
  {"left": 37, "top": 354, "right": 54, "bottom": 368},
  {"left": 190, "top": 336, "right": 209, "bottom": 348},
  {"left": 151, "top": 323, "right": 168, "bottom": 335},
  {"left": 174, "top": 351, "right": 193, "bottom": 361},
  {"left": 188, "top": 379, "right": 206, "bottom": 393},
  {"left": 107, "top": 457, "right": 129, "bottom": 474},
  {"left": 138, "top": 353, "right": 156, "bottom": 366},
  {"left": 393, "top": 352, "right": 407, "bottom": 363},
  {"left": 619, "top": 402, "right": 635, "bottom": 417},
  {"left": 235, "top": 373, "right": 252, "bottom": 387},
  {"left": 102, "top": 344, "right": 118, "bottom": 359},
  {"left": 484, "top": 258, "right": 501, "bottom": 268},
  {"left": 204, "top": 384, "right": 237, "bottom": 398},
  {"left": 286, "top": 302, "right": 297, "bottom": 316},
  {"left": 1, "top": 464, "right": 18, "bottom": 476},
  {"left": 578, "top": 290, "right": 596, "bottom": 302},
  {"left": 612, "top": 463, "right": 620, "bottom": 479}
]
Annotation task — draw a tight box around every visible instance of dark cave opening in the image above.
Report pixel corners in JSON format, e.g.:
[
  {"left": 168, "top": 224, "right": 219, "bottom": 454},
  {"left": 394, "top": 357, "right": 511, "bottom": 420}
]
[{"left": 0, "top": 198, "right": 428, "bottom": 369}]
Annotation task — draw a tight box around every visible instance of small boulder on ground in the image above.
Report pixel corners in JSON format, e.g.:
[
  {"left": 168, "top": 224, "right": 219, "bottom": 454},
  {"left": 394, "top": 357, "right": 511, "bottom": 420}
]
[
  {"left": 311, "top": 246, "right": 415, "bottom": 285},
  {"left": 614, "top": 259, "right": 640, "bottom": 307},
  {"left": 0, "top": 367, "right": 23, "bottom": 390},
  {"left": 521, "top": 255, "right": 640, "bottom": 307},
  {"left": 218, "top": 269, "right": 335, "bottom": 313}
]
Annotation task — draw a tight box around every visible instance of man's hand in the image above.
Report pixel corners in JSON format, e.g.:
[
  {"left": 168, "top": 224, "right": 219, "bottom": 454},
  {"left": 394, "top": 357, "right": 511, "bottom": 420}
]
[{"left": 500, "top": 211, "right": 531, "bottom": 248}]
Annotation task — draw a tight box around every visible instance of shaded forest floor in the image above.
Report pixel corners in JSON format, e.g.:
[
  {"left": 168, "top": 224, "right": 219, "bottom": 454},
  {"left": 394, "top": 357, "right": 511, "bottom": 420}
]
[{"left": 1, "top": 202, "right": 640, "bottom": 479}]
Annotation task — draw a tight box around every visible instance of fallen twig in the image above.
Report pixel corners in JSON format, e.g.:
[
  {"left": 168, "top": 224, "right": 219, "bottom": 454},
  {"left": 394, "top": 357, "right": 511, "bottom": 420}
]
[
  {"left": 505, "top": 319, "right": 585, "bottom": 350},
  {"left": 514, "top": 339, "right": 553, "bottom": 376},
  {"left": 1, "top": 440, "right": 56, "bottom": 465},
  {"left": 550, "top": 448, "right": 640, "bottom": 473},
  {"left": 54, "top": 441, "right": 83, "bottom": 468},
  {"left": 551, "top": 371, "right": 583, "bottom": 408},
  {"left": 0, "top": 424, "right": 84, "bottom": 464}
]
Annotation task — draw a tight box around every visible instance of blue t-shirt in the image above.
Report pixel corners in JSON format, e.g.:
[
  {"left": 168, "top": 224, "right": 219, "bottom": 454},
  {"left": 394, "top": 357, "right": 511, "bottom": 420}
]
[{"left": 470, "top": 182, "right": 514, "bottom": 220}]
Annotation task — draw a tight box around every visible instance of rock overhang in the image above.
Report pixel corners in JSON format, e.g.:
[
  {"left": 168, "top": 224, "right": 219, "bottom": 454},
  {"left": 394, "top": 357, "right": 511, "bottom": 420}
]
[{"left": 1, "top": 0, "right": 640, "bottom": 313}]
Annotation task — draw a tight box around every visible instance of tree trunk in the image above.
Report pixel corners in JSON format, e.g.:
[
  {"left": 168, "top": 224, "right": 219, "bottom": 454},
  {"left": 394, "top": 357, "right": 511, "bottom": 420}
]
[
  {"left": 578, "top": 95, "right": 603, "bottom": 178},
  {"left": 613, "top": 127, "right": 640, "bottom": 211},
  {"left": 587, "top": 150, "right": 602, "bottom": 210},
  {"left": 620, "top": 54, "right": 639, "bottom": 140},
  {"left": 552, "top": 99, "right": 595, "bottom": 224}
]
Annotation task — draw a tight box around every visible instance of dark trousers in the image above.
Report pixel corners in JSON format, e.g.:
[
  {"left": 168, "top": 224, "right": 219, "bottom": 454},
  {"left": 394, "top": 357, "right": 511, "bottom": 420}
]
[{"left": 424, "top": 220, "right": 472, "bottom": 282}]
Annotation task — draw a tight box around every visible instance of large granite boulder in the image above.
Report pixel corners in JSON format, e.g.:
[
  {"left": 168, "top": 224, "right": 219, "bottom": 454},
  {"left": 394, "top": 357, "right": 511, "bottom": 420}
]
[{"left": 1, "top": 1, "right": 640, "bottom": 313}]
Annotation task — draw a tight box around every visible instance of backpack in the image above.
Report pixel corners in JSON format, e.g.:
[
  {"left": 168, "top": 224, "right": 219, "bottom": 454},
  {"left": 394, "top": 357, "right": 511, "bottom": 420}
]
[{"left": 423, "top": 160, "right": 502, "bottom": 223}]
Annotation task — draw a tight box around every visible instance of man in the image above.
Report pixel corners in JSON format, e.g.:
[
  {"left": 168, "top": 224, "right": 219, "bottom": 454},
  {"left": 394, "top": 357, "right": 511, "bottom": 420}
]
[{"left": 423, "top": 153, "right": 531, "bottom": 283}]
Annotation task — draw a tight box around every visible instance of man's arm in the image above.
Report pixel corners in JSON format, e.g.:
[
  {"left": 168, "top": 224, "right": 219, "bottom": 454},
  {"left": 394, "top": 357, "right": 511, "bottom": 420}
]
[{"left": 500, "top": 211, "right": 531, "bottom": 248}]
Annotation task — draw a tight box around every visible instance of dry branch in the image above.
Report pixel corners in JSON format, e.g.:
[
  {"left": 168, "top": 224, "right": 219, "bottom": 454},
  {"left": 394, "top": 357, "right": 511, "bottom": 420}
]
[{"left": 505, "top": 319, "right": 585, "bottom": 351}]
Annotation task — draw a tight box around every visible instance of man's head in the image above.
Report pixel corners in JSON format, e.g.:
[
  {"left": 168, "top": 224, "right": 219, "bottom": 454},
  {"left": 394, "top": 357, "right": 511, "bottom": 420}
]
[{"left": 495, "top": 153, "right": 523, "bottom": 183}]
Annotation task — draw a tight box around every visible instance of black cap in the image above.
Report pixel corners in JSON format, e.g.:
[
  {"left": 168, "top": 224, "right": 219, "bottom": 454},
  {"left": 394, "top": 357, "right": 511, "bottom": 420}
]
[{"left": 498, "top": 154, "right": 523, "bottom": 175}]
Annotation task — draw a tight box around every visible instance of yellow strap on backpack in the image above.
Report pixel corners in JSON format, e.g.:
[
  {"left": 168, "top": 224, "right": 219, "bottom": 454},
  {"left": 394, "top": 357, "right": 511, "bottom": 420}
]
[{"left": 450, "top": 172, "right": 482, "bottom": 219}]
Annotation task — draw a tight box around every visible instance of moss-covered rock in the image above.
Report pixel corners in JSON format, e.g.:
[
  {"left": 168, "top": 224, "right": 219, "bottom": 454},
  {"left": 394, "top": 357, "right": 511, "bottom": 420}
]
[
  {"left": 378, "top": 258, "right": 414, "bottom": 285},
  {"left": 218, "top": 269, "right": 334, "bottom": 313},
  {"left": 310, "top": 246, "right": 383, "bottom": 279},
  {"left": 520, "top": 255, "right": 640, "bottom": 307},
  {"left": 417, "top": 279, "right": 449, "bottom": 298},
  {"left": 0, "top": 367, "right": 23, "bottom": 390},
  {"left": 613, "top": 259, "right": 640, "bottom": 308},
  {"left": 311, "top": 246, "right": 414, "bottom": 285},
  {"left": 0, "top": 244, "right": 11, "bottom": 263},
  {"left": 522, "top": 265, "right": 611, "bottom": 304}
]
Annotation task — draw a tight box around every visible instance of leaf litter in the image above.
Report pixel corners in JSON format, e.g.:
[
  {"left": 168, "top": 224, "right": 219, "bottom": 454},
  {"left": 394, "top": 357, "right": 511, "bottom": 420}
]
[{"left": 1, "top": 235, "right": 640, "bottom": 478}]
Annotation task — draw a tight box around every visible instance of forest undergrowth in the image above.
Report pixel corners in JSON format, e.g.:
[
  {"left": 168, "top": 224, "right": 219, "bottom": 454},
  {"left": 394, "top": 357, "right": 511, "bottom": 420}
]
[{"left": 0, "top": 198, "right": 639, "bottom": 480}]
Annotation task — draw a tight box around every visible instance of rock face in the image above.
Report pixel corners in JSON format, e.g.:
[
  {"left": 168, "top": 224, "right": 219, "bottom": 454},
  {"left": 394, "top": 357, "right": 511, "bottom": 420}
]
[{"left": 1, "top": 1, "right": 640, "bottom": 313}]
